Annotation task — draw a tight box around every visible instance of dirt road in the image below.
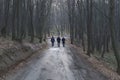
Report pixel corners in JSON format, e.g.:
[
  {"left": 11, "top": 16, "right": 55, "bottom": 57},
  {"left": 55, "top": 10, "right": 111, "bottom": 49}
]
[{"left": 4, "top": 42, "right": 108, "bottom": 80}]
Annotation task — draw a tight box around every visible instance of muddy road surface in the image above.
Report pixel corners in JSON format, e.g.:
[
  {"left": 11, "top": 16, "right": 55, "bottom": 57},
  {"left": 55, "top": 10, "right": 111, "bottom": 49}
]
[{"left": 5, "top": 42, "right": 108, "bottom": 80}]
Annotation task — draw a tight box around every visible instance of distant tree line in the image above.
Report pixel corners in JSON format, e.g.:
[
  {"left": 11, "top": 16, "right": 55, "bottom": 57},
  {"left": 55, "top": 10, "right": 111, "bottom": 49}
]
[{"left": 48, "top": 0, "right": 69, "bottom": 36}]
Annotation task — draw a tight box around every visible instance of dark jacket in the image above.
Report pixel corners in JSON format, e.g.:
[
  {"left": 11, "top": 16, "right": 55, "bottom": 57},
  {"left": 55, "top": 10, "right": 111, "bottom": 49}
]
[
  {"left": 51, "top": 37, "right": 55, "bottom": 43},
  {"left": 57, "top": 37, "right": 61, "bottom": 43},
  {"left": 62, "top": 38, "right": 65, "bottom": 43}
]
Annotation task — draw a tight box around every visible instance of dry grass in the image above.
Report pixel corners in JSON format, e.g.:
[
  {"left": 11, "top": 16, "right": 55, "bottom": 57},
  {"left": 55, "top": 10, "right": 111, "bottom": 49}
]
[
  {"left": 71, "top": 44, "right": 120, "bottom": 80},
  {"left": 0, "top": 37, "right": 47, "bottom": 80}
]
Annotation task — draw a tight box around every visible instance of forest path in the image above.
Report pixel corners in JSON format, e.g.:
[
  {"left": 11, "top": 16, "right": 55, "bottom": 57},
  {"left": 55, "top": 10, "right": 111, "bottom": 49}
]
[{"left": 4, "top": 39, "right": 108, "bottom": 80}]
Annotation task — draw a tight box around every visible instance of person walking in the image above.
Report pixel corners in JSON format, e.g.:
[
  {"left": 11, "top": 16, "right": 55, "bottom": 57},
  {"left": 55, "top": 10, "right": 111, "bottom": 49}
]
[
  {"left": 62, "top": 37, "right": 66, "bottom": 47},
  {"left": 57, "top": 36, "right": 61, "bottom": 47},
  {"left": 51, "top": 36, "right": 55, "bottom": 47}
]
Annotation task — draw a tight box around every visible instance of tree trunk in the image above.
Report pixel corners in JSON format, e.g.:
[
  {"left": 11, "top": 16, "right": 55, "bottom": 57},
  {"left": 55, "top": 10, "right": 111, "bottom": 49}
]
[{"left": 87, "top": 0, "right": 93, "bottom": 56}]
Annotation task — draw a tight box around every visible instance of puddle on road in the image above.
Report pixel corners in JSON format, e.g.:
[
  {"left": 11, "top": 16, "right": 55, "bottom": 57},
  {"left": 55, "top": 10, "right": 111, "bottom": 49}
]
[{"left": 49, "top": 48, "right": 60, "bottom": 51}]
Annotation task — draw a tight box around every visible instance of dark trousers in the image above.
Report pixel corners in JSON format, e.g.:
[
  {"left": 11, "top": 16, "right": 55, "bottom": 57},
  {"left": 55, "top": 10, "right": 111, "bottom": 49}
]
[
  {"left": 57, "top": 42, "right": 60, "bottom": 47},
  {"left": 52, "top": 42, "right": 54, "bottom": 47},
  {"left": 62, "top": 42, "right": 65, "bottom": 47}
]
